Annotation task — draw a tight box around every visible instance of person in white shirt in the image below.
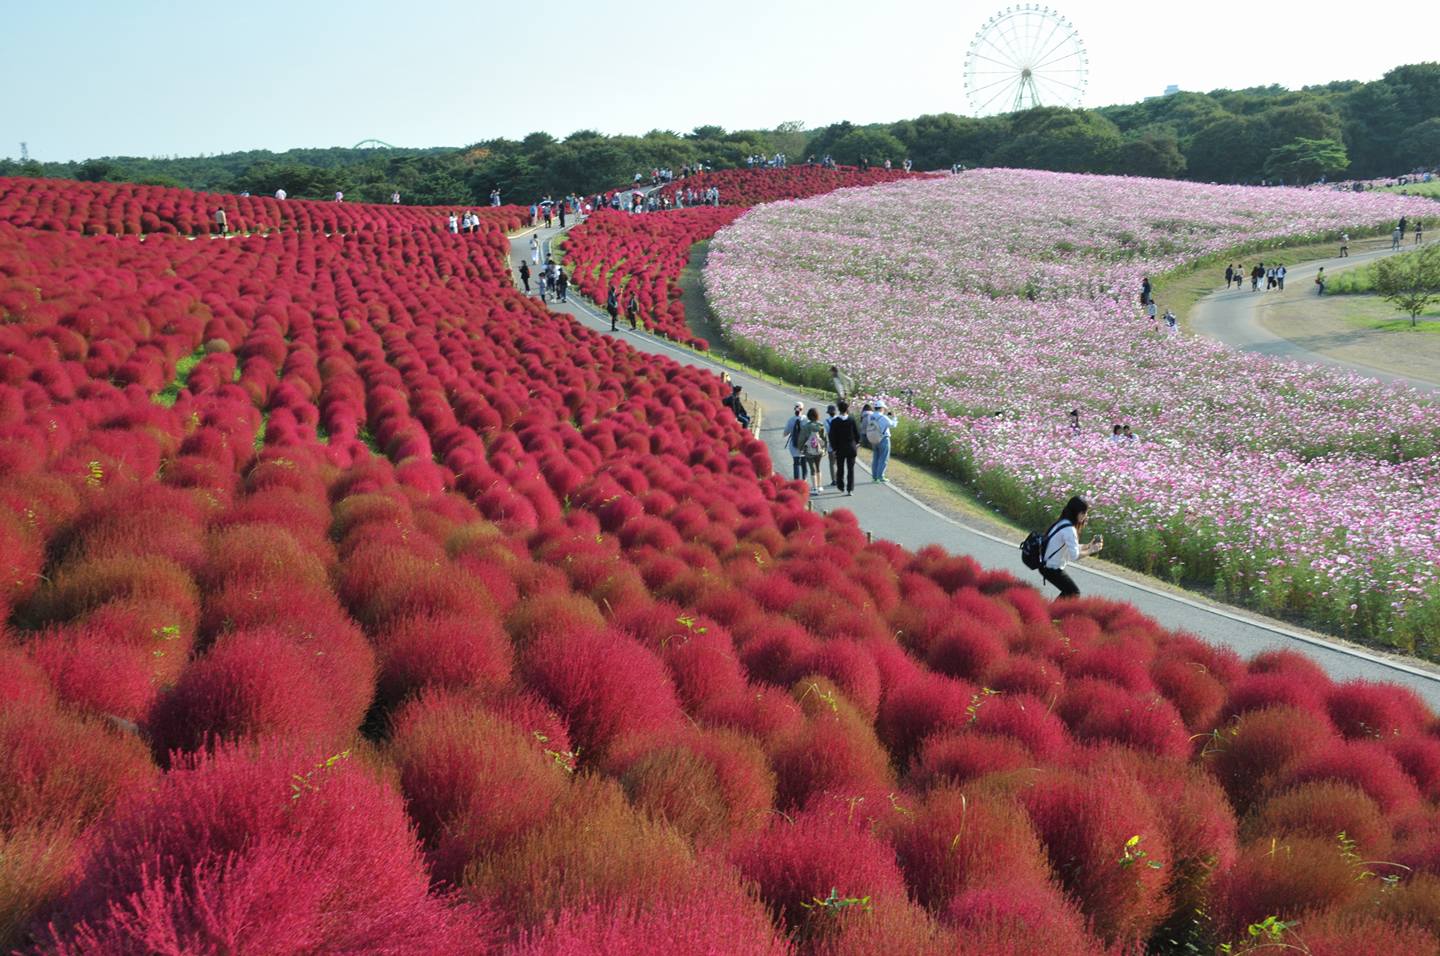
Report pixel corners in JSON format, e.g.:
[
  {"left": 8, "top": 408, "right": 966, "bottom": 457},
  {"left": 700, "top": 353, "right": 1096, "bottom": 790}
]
[
  {"left": 334, "top": 191, "right": 344, "bottom": 202},
  {"left": 1039, "top": 495, "right": 1103, "bottom": 597},
  {"left": 448, "top": 213, "right": 459, "bottom": 234},
  {"left": 275, "top": 188, "right": 287, "bottom": 200},
  {"left": 869, "top": 400, "right": 897, "bottom": 482},
  {"left": 391, "top": 191, "right": 401, "bottom": 204}
]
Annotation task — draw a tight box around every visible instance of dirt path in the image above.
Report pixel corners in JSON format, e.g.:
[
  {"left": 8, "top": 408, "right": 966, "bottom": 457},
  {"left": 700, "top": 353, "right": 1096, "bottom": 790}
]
[{"left": 1191, "top": 236, "right": 1440, "bottom": 393}]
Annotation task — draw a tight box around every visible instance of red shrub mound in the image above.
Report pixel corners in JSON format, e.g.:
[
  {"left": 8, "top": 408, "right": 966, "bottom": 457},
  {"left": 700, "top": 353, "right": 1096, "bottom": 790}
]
[
  {"left": 1055, "top": 677, "right": 1190, "bottom": 758},
  {"left": 616, "top": 728, "right": 776, "bottom": 843},
  {"left": 1246, "top": 781, "right": 1392, "bottom": 857},
  {"left": 943, "top": 881, "right": 1109, "bottom": 956},
  {"left": 505, "top": 887, "right": 791, "bottom": 956},
  {"left": 1017, "top": 768, "right": 1172, "bottom": 946},
  {"left": 467, "top": 775, "right": 699, "bottom": 927},
  {"left": 887, "top": 787, "right": 1053, "bottom": 911},
  {"left": 147, "top": 627, "right": 369, "bottom": 756},
  {"left": 389, "top": 689, "right": 571, "bottom": 884},
  {"left": 729, "top": 808, "right": 908, "bottom": 944},
  {"left": 1280, "top": 738, "right": 1422, "bottom": 815},
  {"left": 40, "top": 740, "right": 488, "bottom": 953},
  {"left": 374, "top": 610, "right": 514, "bottom": 706},
  {"left": 521, "top": 627, "right": 685, "bottom": 761},
  {"left": 1326, "top": 679, "right": 1432, "bottom": 739},
  {"left": 910, "top": 731, "right": 1035, "bottom": 788},
  {"left": 1209, "top": 704, "right": 1336, "bottom": 813},
  {"left": 1214, "top": 837, "right": 1367, "bottom": 939}
]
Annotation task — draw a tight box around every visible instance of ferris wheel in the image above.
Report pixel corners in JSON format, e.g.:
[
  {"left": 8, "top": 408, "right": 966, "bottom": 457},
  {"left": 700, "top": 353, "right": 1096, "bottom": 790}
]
[{"left": 963, "top": 5, "right": 1088, "bottom": 117}]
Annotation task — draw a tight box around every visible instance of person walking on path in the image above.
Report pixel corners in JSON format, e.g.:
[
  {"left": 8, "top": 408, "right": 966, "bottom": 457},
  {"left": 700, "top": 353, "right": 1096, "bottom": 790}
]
[
  {"left": 1315, "top": 267, "right": 1326, "bottom": 296},
  {"left": 1276, "top": 264, "right": 1286, "bottom": 291},
  {"left": 783, "top": 402, "right": 807, "bottom": 481},
  {"left": 1393, "top": 226, "right": 1403, "bottom": 251},
  {"left": 555, "top": 270, "right": 568, "bottom": 303},
  {"left": 1038, "top": 495, "right": 1104, "bottom": 598},
  {"left": 824, "top": 404, "right": 839, "bottom": 488},
  {"left": 1224, "top": 264, "right": 1233, "bottom": 288},
  {"left": 518, "top": 260, "right": 531, "bottom": 293},
  {"left": 1400, "top": 215, "right": 1409, "bottom": 239},
  {"left": 828, "top": 400, "right": 860, "bottom": 495},
  {"left": 530, "top": 236, "right": 541, "bottom": 265},
  {"left": 868, "top": 400, "right": 897, "bottom": 483},
  {"left": 1251, "top": 263, "right": 1263, "bottom": 291},
  {"left": 606, "top": 287, "right": 620, "bottom": 331},
  {"left": 1417, "top": 220, "right": 1424, "bottom": 245},
  {"left": 214, "top": 208, "right": 228, "bottom": 237},
  {"left": 800, "top": 408, "right": 827, "bottom": 493},
  {"left": 830, "top": 365, "right": 852, "bottom": 404},
  {"left": 626, "top": 292, "right": 640, "bottom": 331},
  {"left": 1340, "top": 233, "right": 1349, "bottom": 257}
]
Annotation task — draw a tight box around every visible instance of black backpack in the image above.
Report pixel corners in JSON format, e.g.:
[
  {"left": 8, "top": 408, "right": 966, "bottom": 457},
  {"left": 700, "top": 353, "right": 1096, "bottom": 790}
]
[{"left": 1019, "top": 519, "right": 1071, "bottom": 571}]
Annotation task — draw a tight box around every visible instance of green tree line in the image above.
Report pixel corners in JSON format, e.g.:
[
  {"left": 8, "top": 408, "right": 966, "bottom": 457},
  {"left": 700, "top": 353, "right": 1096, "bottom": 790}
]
[{"left": 2, "top": 63, "right": 1435, "bottom": 203}]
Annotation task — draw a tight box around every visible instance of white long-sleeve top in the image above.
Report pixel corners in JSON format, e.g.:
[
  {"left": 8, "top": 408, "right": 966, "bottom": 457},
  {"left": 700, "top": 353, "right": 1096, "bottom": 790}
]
[{"left": 1043, "top": 522, "right": 1080, "bottom": 570}]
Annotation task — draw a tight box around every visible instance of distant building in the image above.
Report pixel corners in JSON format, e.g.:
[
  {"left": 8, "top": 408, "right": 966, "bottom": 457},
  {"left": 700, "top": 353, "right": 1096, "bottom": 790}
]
[{"left": 1164, "top": 84, "right": 1180, "bottom": 96}]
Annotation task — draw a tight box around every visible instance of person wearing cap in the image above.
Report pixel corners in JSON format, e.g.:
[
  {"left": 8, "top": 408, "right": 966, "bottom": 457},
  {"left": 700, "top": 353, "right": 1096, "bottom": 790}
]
[
  {"left": 869, "top": 400, "right": 898, "bottom": 483},
  {"left": 783, "top": 401, "right": 807, "bottom": 481}
]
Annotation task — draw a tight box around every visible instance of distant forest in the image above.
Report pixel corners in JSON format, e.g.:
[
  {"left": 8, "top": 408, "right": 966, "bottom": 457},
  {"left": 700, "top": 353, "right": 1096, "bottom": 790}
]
[{"left": 3, "top": 62, "right": 1436, "bottom": 205}]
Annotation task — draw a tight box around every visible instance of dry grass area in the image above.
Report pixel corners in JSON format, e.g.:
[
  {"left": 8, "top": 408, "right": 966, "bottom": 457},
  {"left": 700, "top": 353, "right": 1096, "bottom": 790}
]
[{"left": 1258, "top": 292, "right": 1440, "bottom": 385}]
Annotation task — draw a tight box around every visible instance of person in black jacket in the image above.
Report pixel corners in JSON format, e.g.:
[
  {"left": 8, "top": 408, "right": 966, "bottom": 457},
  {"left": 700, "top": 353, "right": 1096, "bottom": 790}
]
[
  {"left": 828, "top": 399, "right": 861, "bottom": 495},
  {"left": 606, "top": 287, "right": 620, "bottom": 331}
]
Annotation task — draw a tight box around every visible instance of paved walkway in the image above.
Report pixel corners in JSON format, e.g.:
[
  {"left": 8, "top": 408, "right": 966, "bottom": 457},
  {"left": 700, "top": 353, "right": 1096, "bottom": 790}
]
[
  {"left": 1191, "top": 236, "right": 1439, "bottom": 392},
  {"left": 508, "top": 221, "right": 1440, "bottom": 706}
]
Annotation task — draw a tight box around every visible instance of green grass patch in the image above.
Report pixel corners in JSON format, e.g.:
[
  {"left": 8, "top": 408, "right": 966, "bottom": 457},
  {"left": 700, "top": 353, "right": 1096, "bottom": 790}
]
[
  {"left": 152, "top": 346, "right": 206, "bottom": 407},
  {"left": 1381, "top": 180, "right": 1440, "bottom": 199},
  {"left": 1328, "top": 244, "right": 1436, "bottom": 294}
]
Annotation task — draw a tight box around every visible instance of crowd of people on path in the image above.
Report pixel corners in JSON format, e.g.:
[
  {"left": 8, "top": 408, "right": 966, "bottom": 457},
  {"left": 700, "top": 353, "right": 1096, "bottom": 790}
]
[{"left": 1221, "top": 262, "right": 1287, "bottom": 292}]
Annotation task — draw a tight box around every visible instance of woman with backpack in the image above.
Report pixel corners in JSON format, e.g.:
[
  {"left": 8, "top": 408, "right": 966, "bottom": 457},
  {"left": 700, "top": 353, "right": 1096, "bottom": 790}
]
[
  {"left": 1039, "top": 496, "right": 1104, "bottom": 598},
  {"left": 799, "top": 408, "right": 827, "bottom": 493},
  {"left": 783, "top": 402, "right": 807, "bottom": 481}
]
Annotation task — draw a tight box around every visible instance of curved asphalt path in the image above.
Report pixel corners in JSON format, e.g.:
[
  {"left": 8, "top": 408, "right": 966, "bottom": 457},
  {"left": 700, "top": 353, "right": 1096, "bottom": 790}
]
[
  {"left": 1191, "top": 234, "right": 1439, "bottom": 392},
  {"left": 508, "top": 219, "right": 1440, "bottom": 706}
]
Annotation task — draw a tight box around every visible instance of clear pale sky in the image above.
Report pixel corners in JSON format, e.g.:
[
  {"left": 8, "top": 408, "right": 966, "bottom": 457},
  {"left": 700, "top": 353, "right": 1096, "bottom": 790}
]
[{"left": 2, "top": 0, "right": 1431, "bottom": 162}]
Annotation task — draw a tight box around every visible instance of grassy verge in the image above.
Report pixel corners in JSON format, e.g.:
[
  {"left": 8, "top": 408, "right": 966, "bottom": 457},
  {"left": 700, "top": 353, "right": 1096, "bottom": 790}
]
[
  {"left": 1328, "top": 242, "right": 1437, "bottom": 294},
  {"left": 1381, "top": 180, "right": 1440, "bottom": 199}
]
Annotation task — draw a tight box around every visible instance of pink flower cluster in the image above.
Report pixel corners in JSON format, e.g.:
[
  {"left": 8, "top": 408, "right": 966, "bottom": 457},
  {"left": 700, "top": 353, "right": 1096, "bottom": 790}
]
[{"left": 704, "top": 169, "right": 1440, "bottom": 647}]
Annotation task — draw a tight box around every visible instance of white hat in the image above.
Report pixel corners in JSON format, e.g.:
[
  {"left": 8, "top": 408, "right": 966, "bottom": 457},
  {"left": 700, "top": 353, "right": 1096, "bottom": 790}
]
[{"left": 875, "top": 400, "right": 886, "bottom": 409}]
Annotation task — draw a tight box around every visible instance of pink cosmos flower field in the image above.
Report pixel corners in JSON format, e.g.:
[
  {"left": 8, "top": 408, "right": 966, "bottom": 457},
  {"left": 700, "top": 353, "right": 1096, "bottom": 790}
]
[{"left": 704, "top": 169, "right": 1439, "bottom": 648}]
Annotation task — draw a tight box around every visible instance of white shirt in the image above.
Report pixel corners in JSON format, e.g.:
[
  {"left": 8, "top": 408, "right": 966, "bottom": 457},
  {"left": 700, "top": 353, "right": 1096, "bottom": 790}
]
[
  {"left": 1043, "top": 522, "right": 1080, "bottom": 569},
  {"left": 275, "top": 189, "right": 286, "bottom": 200}
]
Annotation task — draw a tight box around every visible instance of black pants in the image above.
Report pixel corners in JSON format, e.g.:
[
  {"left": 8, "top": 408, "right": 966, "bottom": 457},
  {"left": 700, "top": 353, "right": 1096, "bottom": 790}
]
[
  {"left": 1039, "top": 566, "right": 1080, "bottom": 598},
  {"left": 834, "top": 451, "right": 856, "bottom": 492}
]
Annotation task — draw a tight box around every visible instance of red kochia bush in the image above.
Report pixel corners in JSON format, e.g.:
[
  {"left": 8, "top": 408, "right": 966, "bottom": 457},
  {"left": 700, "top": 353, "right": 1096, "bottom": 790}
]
[
  {"left": 1280, "top": 738, "right": 1422, "bottom": 814},
  {"left": 146, "top": 627, "right": 365, "bottom": 757},
  {"left": 1209, "top": 704, "right": 1335, "bottom": 813},
  {"left": 1, "top": 706, "right": 154, "bottom": 834},
  {"left": 41, "top": 740, "right": 489, "bottom": 954},
  {"left": 1246, "top": 781, "right": 1393, "bottom": 857},
  {"left": 389, "top": 690, "right": 570, "bottom": 885},
  {"left": 1017, "top": 768, "right": 1172, "bottom": 946},
  {"left": 506, "top": 891, "right": 791, "bottom": 956},
  {"left": 520, "top": 627, "right": 684, "bottom": 760},
  {"left": 374, "top": 610, "right": 513, "bottom": 707},
  {"left": 616, "top": 728, "right": 776, "bottom": 843},
  {"left": 943, "top": 881, "right": 1108, "bottom": 956},
  {"left": 1326, "top": 679, "right": 1433, "bottom": 739},
  {"left": 1214, "top": 837, "right": 1365, "bottom": 939},
  {"left": 1055, "top": 678, "right": 1190, "bottom": 759},
  {"left": 887, "top": 787, "right": 1053, "bottom": 911},
  {"left": 729, "top": 809, "right": 908, "bottom": 943}
]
